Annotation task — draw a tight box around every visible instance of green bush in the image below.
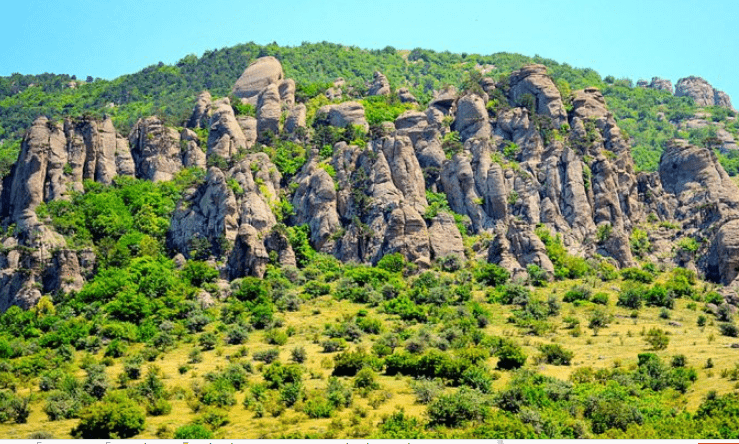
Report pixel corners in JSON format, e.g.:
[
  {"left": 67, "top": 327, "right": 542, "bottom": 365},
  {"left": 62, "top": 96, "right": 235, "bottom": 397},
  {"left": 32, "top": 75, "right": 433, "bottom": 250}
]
[
  {"left": 173, "top": 423, "right": 213, "bottom": 439},
  {"left": 303, "top": 397, "right": 334, "bottom": 418},
  {"left": 495, "top": 342, "right": 527, "bottom": 370},
  {"left": 538, "top": 344, "right": 574, "bottom": 365},
  {"left": 72, "top": 398, "right": 145, "bottom": 439},
  {"left": 427, "top": 388, "right": 490, "bottom": 427},
  {"left": 475, "top": 263, "right": 510, "bottom": 287}
]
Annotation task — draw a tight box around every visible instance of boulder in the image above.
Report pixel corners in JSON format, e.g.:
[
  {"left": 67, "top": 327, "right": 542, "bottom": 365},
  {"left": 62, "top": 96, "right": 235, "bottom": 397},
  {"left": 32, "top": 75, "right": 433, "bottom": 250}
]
[
  {"left": 676, "top": 76, "right": 733, "bottom": 109},
  {"left": 368, "top": 71, "right": 391, "bottom": 96},
  {"left": 317, "top": 101, "right": 369, "bottom": 131},
  {"left": 227, "top": 224, "right": 269, "bottom": 279},
  {"left": 232, "top": 56, "right": 284, "bottom": 105},
  {"left": 397, "top": 87, "right": 418, "bottom": 104},
  {"left": 428, "top": 212, "right": 465, "bottom": 259}
]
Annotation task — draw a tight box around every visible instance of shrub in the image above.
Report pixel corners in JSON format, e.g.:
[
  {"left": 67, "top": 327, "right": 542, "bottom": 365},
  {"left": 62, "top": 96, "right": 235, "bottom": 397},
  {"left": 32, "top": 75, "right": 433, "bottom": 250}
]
[
  {"left": 290, "top": 346, "right": 307, "bottom": 364},
  {"left": 495, "top": 342, "right": 527, "bottom": 370},
  {"left": 591, "top": 292, "right": 609, "bottom": 305},
  {"left": 621, "top": 267, "right": 654, "bottom": 283},
  {"left": 326, "top": 377, "right": 352, "bottom": 409},
  {"left": 537, "top": 344, "right": 574, "bottom": 365},
  {"left": 427, "top": 388, "right": 490, "bottom": 427},
  {"left": 617, "top": 285, "right": 644, "bottom": 309},
  {"left": 475, "top": 263, "right": 510, "bottom": 287},
  {"left": 588, "top": 309, "right": 611, "bottom": 335},
  {"left": 199, "top": 380, "right": 236, "bottom": 408},
  {"left": 719, "top": 323, "right": 739, "bottom": 337},
  {"left": 411, "top": 378, "right": 444, "bottom": 404},
  {"left": 72, "top": 398, "right": 145, "bottom": 439},
  {"left": 253, "top": 348, "right": 280, "bottom": 363},
  {"left": 563, "top": 285, "right": 592, "bottom": 303},
  {"left": 173, "top": 423, "right": 213, "bottom": 439},
  {"left": 353, "top": 367, "right": 379, "bottom": 390},
  {"left": 377, "top": 253, "right": 405, "bottom": 273},
  {"left": 645, "top": 328, "right": 669, "bottom": 350},
  {"left": 303, "top": 397, "right": 334, "bottom": 418}
]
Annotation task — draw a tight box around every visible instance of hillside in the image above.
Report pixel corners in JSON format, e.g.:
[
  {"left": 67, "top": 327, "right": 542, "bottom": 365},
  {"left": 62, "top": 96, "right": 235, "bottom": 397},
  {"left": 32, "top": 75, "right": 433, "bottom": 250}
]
[{"left": 0, "top": 43, "right": 738, "bottom": 438}]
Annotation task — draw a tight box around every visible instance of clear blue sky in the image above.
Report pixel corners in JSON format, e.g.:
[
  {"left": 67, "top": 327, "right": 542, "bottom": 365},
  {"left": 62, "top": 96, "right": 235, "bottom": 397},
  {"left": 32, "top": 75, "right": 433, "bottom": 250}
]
[{"left": 3, "top": 0, "right": 738, "bottom": 101}]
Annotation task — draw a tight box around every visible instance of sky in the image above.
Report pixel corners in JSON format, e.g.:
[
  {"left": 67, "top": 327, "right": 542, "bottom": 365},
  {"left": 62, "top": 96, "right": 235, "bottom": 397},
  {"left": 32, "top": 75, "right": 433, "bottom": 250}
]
[{"left": 2, "top": 0, "right": 738, "bottom": 101}]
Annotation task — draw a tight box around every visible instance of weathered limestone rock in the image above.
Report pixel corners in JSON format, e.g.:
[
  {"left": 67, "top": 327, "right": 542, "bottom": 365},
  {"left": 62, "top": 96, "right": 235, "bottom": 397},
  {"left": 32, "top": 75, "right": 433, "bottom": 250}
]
[
  {"left": 187, "top": 91, "right": 212, "bottom": 128},
  {"left": 207, "top": 98, "right": 247, "bottom": 161},
  {"left": 236, "top": 116, "right": 257, "bottom": 148},
  {"left": 648, "top": 77, "right": 673, "bottom": 94},
  {"left": 291, "top": 160, "right": 341, "bottom": 252},
  {"left": 232, "top": 56, "right": 284, "bottom": 105},
  {"left": 455, "top": 94, "right": 490, "bottom": 140},
  {"left": 508, "top": 64, "right": 567, "bottom": 127},
  {"left": 129, "top": 117, "right": 183, "bottom": 182},
  {"left": 317, "top": 101, "right": 369, "bottom": 131},
  {"left": 256, "top": 84, "right": 282, "bottom": 136},
  {"left": 397, "top": 87, "right": 418, "bottom": 104},
  {"left": 284, "top": 104, "right": 307, "bottom": 134},
  {"left": 368, "top": 71, "right": 391, "bottom": 96},
  {"left": 676, "top": 76, "right": 733, "bottom": 109},
  {"left": 278, "top": 78, "right": 296, "bottom": 108},
  {"left": 227, "top": 224, "right": 269, "bottom": 279},
  {"left": 429, "top": 86, "right": 458, "bottom": 114},
  {"left": 168, "top": 167, "right": 239, "bottom": 258},
  {"left": 181, "top": 129, "right": 206, "bottom": 169},
  {"left": 428, "top": 212, "right": 465, "bottom": 259}
]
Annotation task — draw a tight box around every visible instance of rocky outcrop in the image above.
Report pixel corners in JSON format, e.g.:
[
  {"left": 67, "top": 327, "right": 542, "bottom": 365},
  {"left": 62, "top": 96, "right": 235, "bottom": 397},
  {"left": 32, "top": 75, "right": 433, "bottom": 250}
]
[
  {"left": 232, "top": 56, "right": 284, "bottom": 105},
  {"left": 257, "top": 84, "right": 282, "bottom": 136},
  {"left": 187, "top": 91, "right": 212, "bottom": 128},
  {"left": 368, "top": 71, "right": 391, "bottom": 96},
  {"left": 316, "top": 102, "right": 369, "bottom": 131},
  {"left": 454, "top": 94, "right": 489, "bottom": 140},
  {"left": 676, "top": 76, "right": 733, "bottom": 109},
  {"left": 397, "top": 88, "right": 418, "bottom": 104},
  {"left": 508, "top": 64, "right": 567, "bottom": 127},
  {"left": 284, "top": 105, "right": 307, "bottom": 134},
  {"left": 129, "top": 117, "right": 184, "bottom": 182},
  {"left": 207, "top": 98, "right": 248, "bottom": 161},
  {"left": 648, "top": 77, "right": 673, "bottom": 94}
]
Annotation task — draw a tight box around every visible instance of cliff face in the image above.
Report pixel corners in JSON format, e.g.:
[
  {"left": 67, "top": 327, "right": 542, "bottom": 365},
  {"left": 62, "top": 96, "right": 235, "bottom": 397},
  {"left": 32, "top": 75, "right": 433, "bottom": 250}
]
[{"left": 1, "top": 57, "right": 739, "bottom": 311}]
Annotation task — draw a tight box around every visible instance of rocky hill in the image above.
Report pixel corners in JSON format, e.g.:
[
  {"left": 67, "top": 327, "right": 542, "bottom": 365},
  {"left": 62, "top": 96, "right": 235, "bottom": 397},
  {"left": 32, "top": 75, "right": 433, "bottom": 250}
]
[{"left": 1, "top": 56, "right": 739, "bottom": 312}]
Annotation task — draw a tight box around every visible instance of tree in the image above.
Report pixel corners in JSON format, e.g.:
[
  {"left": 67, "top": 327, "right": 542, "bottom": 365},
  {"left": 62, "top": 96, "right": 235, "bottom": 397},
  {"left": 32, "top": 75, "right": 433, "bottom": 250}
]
[
  {"left": 588, "top": 309, "right": 611, "bottom": 336},
  {"left": 72, "top": 398, "right": 145, "bottom": 438}
]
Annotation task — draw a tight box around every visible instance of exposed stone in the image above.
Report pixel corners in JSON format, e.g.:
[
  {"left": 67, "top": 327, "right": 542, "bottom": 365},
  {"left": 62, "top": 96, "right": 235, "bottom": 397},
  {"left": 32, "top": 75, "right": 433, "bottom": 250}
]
[
  {"left": 430, "top": 86, "right": 458, "bottom": 114},
  {"left": 227, "top": 224, "right": 269, "bottom": 279},
  {"left": 397, "top": 87, "right": 418, "bottom": 104},
  {"left": 232, "top": 56, "right": 284, "bottom": 105},
  {"left": 256, "top": 84, "right": 282, "bottom": 136},
  {"left": 187, "top": 91, "right": 212, "bottom": 128},
  {"left": 454, "top": 94, "right": 490, "bottom": 140},
  {"left": 317, "top": 101, "right": 369, "bottom": 131},
  {"left": 428, "top": 212, "right": 465, "bottom": 260},
  {"left": 648, "top": 77, "right": 673, "bottom": 94},
  {"left": 285, "top": 104, "right": 307, "bottom": 134},
  {"left": 676, "top": 76, "right": 733, "bottom": 109},
  {"left": 368, "top": 71, "right": 391, "bottom": 96},
  {"left": 278, "top": 78, "right": 296, "bottom": 108},
  {"left": 508, "top": 64, "right": 567, "bottom": 127},
  {"left": 129, "top": 117, "right": 183, "bottom": 182}
]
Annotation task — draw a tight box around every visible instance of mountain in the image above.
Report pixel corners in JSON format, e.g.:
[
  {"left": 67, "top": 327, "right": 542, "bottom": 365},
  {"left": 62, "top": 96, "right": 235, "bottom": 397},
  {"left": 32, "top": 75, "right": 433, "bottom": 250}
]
[{"left": 0, "top": 43, "right": 738, "bottom": 439}]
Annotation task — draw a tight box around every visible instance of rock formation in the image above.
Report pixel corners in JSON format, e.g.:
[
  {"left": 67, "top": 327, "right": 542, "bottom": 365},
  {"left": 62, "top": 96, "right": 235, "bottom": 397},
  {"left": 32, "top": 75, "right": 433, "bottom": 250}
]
[
  {"left": 4, "top": 59, "right": 739, "bottom": 313},
  {"left": 676, "top": 76, "right": 733, "bottom": 109}
]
